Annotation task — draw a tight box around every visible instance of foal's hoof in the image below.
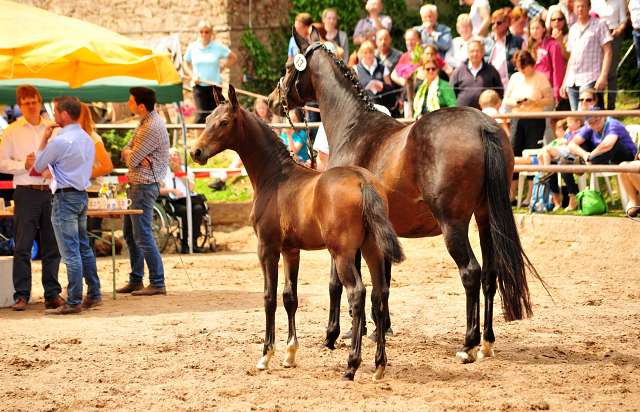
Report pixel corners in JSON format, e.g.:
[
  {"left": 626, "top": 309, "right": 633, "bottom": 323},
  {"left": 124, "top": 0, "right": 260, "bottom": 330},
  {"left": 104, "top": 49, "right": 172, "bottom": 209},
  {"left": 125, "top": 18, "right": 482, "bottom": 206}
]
[
  {"left": 256, "top": 348, "right": 275, "bottom": 370},
  {"left": 341, "top": 369, "right": 356, "bottom": 381},
  {"left": 321, "top": 340, "right": 336, "bottom": 350},
  {"left": 372, "top": 365, "right": 385, "bottom": 381},
  {"left": 455, "top": 350, "right": 477, "bottom": 364}
]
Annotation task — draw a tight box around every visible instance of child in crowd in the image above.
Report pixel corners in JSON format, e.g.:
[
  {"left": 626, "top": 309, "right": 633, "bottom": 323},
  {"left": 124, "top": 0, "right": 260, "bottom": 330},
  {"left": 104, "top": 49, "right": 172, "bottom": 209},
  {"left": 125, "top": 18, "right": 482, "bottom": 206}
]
[
  {"left": 479, "top": 89, "right": 509, "bottom": 135},
  {"left": 280, "top": 109, "right": 310, "bottom": 165},
  {"left": 537, "top": 116, "right": 583, "bottom": 211}
]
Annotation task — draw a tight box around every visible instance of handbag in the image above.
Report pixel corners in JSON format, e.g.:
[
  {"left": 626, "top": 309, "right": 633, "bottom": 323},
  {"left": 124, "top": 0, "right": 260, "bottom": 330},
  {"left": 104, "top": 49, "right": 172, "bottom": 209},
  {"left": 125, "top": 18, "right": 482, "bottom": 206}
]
[{"left": 575, "top": 190, "right": 608, "bottom": 216}]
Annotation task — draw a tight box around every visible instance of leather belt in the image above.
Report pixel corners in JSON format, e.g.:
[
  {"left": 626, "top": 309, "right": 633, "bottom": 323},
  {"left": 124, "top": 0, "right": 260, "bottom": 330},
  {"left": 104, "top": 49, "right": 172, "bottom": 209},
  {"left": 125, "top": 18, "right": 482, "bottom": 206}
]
[
  {"left": 58, "top": 187, "right": 83, "bottom": 193},
  {"left": 19, "top": 184, "right": 51, "bottom": 191}
]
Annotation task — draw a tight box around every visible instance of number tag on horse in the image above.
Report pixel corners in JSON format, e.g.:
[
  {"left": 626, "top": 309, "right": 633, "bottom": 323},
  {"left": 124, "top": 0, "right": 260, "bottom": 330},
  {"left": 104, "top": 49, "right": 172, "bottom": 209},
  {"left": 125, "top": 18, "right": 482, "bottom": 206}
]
[{"left": 294, "top": 54, "right": 307, "bottom": 71}]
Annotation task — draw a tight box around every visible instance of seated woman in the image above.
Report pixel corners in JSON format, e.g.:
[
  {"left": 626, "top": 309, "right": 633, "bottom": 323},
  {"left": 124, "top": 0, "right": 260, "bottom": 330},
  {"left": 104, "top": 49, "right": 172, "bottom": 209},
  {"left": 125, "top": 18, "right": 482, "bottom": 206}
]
[
  {"left": 423, "top": 44, "right": 453, "bottom": 80},
  {"left": 354, "top": 40, "right": 396, "bottom": 113},
  {"left": 413, "top": 55, "right": 457, "bottom": 119},
  {"left": 619, "top": 153, "right": 640, "bottom": 217},
  {"left": 161, "top": 148, "right": 206, "bottom": 253}
]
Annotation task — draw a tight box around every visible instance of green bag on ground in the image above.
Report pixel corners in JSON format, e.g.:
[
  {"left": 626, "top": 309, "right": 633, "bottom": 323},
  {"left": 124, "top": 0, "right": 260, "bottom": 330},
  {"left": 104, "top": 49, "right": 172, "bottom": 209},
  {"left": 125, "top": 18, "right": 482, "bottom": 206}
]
[{"left": 575, "top": 190, "right": 609, "bottom": 216}]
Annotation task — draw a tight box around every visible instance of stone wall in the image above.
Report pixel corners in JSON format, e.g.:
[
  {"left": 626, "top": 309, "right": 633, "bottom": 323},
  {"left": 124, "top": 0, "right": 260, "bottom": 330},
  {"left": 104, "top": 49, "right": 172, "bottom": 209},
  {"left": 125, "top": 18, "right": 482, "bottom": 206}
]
[{"left": 13, "top": 0, "right": 291, "bottom": 89}]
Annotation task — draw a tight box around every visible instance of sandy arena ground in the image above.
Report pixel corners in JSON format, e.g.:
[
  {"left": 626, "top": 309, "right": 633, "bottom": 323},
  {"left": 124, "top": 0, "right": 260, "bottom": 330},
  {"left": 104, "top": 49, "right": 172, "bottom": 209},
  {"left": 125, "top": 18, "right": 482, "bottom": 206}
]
[{"left": 1, "top": 215, "right": 639, "bottom": 411}]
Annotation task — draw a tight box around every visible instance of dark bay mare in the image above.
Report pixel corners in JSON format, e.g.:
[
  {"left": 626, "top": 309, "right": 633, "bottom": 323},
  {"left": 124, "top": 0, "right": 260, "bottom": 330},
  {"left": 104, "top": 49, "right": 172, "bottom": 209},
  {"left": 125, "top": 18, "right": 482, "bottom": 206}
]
[
  {"left": 190, "top": 85, "right": 405, "bottom": 381},
  {"left": 268, "top": 27, "right": 544, "bottom": 363}
]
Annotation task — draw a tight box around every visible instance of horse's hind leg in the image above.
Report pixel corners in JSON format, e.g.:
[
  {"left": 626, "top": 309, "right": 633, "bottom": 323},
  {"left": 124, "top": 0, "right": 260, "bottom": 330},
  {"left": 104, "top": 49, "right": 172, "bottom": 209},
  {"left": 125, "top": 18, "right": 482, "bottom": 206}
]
[
  {"left": 361, "top": 234, "right": 389, "bottom": 381},
  {"left": 475, "top": 205, "right": 497, "bottom": 360},
  {"left": 322, "top": 258, "right": 342, "bottom": 349},
  {"left": 440, "top": 220, "right": 482, "bottom": 363},
  {"left": 281, "top": 249, "right": 300, "bottom": 367},
  {"left": 333, "top": 252, "right": 365, "bottom": 381},
  {"left": 256, "top": 244, "right": 280, "bottom": 370}
]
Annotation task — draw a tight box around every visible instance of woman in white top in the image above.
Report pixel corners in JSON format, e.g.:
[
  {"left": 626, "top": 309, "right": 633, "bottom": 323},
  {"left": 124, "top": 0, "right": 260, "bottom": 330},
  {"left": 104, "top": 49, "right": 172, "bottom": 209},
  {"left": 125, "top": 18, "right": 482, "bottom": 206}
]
[
  {"left": 445, "top": 14, "right": 476, "bottom": 68},
  {"left": 462, "top": 0, "right": 491, "bottom": 37}
]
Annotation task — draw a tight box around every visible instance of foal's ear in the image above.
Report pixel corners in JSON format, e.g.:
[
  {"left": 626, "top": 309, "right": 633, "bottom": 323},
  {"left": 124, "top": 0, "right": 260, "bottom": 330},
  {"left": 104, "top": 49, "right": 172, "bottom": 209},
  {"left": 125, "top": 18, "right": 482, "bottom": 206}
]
[
  {"left": 228, "top": 84, "right": 238, "bottom": 108},
  {"left": 293, "top": 26, "right": 309, "bottom": 53},
  {"left": 309, "top": 25, "right": 321, "bottom": 43},
  {"left": 213, "top": 87, "right": 225, "bottom": 106}
]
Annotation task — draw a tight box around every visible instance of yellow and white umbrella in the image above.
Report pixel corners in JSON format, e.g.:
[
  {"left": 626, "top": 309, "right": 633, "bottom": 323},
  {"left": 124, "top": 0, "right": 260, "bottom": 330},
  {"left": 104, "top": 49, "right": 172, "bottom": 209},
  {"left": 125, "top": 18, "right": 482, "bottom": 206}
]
[{"left": 0, "top": 0, "right": 180, "bottom": 87}]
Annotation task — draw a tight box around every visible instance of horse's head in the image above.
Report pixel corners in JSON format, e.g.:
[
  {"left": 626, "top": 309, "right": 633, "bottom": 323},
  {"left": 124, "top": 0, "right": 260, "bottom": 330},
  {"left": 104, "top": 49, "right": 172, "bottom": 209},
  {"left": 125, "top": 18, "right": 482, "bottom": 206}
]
[
  {"left": 190, "top": 85, "right": 242, "bottom": 165},
  {"left": 268, "top": 26, "right": 323, "bottom": 117}
]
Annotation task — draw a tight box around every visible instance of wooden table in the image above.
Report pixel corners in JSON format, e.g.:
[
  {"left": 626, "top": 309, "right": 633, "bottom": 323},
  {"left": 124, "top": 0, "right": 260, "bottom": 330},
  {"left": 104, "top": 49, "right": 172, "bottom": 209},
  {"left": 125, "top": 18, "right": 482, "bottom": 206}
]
[{"left": 0, "top": 209, "right": 143, "bottom": 300}]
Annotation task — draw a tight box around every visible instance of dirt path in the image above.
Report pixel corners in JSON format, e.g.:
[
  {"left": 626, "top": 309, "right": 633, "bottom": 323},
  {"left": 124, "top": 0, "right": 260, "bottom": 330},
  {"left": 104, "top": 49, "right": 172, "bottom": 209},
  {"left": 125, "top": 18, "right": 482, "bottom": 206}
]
[{"left": 1, "top": 215, "right": 639, "bottom": 411}]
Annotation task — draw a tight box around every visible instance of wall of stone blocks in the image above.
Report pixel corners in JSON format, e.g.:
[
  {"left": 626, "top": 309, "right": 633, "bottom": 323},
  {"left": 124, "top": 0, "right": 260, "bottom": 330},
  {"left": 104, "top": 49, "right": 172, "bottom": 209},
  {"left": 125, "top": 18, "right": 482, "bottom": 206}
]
[{"left": 13, "top": 0, "right": 291, "bottom": 91}]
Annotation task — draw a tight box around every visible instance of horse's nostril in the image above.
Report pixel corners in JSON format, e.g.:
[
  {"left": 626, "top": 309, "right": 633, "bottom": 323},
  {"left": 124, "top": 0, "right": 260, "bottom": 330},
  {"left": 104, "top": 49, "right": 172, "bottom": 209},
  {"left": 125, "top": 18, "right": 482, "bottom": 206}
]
[{"left": 194, "top": 148, "right": 201, "bottom": 159}]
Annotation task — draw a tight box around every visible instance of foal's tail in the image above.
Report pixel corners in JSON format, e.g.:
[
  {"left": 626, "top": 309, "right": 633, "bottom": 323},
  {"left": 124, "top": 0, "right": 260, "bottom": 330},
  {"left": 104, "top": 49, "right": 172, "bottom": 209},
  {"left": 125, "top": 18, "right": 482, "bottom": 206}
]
[
  {"left": 361, "top": 183, "right": 405, "bottom": 264},
  {"left": 481, "top": 124, "right": 546, "bottom": 322}
]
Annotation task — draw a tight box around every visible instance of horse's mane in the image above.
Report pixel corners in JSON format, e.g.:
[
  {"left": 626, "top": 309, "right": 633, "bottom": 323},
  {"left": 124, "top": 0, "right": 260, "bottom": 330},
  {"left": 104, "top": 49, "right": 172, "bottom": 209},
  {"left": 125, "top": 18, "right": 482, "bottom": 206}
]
[
  {"left": 321, "top": 47, "right": 377, "bottom": 113},
  {"left": 223, "top": 100, "right": 306, "bottom": 168}
]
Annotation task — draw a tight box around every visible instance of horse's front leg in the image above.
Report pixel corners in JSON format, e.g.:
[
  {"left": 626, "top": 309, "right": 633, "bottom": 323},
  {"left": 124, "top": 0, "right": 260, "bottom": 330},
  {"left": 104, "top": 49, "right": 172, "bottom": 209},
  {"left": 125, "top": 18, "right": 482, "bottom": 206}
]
[
  {"left": 256, "top": 242, "right": 281, "bottom": 370},
  {"left": 322, "top": 258, "right": 342, "bottom": 349},
  {"left": 281, "top": 249, "right": 300, "bottom": 367}
]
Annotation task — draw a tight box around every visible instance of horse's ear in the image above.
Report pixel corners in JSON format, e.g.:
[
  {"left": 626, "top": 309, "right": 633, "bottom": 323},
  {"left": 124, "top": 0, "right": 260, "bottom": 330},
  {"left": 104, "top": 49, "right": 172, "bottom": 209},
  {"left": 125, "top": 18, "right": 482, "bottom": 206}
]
[
  {"left": 292, "top": 26, "right": 309, "bottom": 53},
  {"left": 213, "top": 87, "right": 225, "bottom": 106},
  {"left": 228, "top": 84, "right": 239, "bottom": 108},
  {"left": 309, "top": 25, "right": 321, "bottom": 43}
]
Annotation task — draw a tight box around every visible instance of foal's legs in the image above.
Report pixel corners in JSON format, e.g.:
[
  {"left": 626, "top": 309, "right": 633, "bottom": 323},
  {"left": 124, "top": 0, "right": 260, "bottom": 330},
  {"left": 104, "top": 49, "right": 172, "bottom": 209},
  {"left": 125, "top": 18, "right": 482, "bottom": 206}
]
[
  {"left": 333, "top": 251, "right": 366, "bottom": 381},
  {"left": 361, "top": 234, "right": 389, "bottom": 381},
  {"left": 281, "top": 249, "right": 301, "bottom": 367},
  {"left": 256, "top": 243, "right": 281, "bottom": 370},
  {"left": 440, "top": 220, "right": 483, "bottom": 363},
  {"left": 322, "top": 258, "right": 342, "bottom": 349},
  {"left": 474, "top": 206, "right": 497, "bottom": 359}
]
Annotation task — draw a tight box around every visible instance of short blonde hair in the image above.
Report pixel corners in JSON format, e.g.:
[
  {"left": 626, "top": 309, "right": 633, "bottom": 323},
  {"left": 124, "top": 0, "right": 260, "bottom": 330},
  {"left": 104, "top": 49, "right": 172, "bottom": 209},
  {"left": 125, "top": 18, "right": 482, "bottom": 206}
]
[
  {"left": 479, "top": 89, "right": 500, "bottom": 109},
  {"left": 197, "top": 21, "right": 212, "bottom": 31},
  {"left": 457, "top": 14, "right": 472, "bottom": 28},
  {"left": 357, "top": 40, "right": 376, "bottom": 59}
]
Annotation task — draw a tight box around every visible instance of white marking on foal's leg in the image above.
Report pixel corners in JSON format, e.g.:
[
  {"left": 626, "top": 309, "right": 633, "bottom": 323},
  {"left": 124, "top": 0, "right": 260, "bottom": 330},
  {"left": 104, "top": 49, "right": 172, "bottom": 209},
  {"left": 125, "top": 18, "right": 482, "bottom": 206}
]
[
  {"left": 372, "top": 365, "right": 385, "bottom": 381},
  {"left": 256, "top": 346, "right": 275, "bottom": 370},
  {"left": 456, "top": 345, "right": 479, "bottom": 364},
  {"left": 282, "top": 339, "right": 299, "bottom": 368},
  {"left": 477, "top": 340, "right": 495, "bottom": 360}
]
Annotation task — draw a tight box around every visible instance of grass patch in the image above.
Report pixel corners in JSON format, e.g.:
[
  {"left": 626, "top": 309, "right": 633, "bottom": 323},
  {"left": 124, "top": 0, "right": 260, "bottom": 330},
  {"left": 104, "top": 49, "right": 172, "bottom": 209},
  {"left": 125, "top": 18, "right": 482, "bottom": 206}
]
[{"left": 188, "top": 149, "right": 254, "bottom": 203}]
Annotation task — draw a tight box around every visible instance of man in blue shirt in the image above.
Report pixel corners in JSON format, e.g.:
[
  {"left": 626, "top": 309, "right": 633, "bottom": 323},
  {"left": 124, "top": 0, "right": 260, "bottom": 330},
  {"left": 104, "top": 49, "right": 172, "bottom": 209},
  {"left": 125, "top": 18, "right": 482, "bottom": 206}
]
[
  {"left": 34, "top": 96, "right": 100, "bottom": 315},
  {"left": 413, "top": 4, "right": 452, "bottom": 59},
  {"left": 568, "top": 107, "right": 637, "bottom": 164}
]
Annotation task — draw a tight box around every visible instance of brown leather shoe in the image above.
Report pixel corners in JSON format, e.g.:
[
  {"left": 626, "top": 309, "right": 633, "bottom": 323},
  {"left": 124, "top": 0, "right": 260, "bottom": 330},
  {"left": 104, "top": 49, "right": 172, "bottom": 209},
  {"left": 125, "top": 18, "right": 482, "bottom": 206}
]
[
  {"left": 45, "top": 297, "right": 66, "bottom": 309},
  {"left": 45, "top": 304, "right": 82, "bottom": 315},
  {"left": 81, "top": 297, "right": 103, "bottom": 309},
  {"left": 131, "top": 285, "right": 167, "bottom": 296},
  {"left": 12, "top": 299, "right": 27, "bottom": 311},
  {"left": 115, "top": 283, "right": 144, "bottom": 293}
]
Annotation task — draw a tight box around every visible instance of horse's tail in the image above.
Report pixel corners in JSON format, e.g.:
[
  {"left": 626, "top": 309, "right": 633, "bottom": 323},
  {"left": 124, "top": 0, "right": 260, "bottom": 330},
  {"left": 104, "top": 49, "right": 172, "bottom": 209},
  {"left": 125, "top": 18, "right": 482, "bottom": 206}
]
[
  {"left": 481, "top": 124, "right": 546, "bottom": 322},
  {"left": 361, "top": 182, "right": 405, "bottom": 264}
]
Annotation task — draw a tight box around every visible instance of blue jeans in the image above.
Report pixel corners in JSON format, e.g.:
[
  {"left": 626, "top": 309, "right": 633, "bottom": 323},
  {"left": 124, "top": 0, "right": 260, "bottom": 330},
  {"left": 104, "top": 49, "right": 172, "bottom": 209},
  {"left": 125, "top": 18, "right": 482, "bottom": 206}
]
[
  {"left": 51, "top": 191, "right": 100, "bottom": 307},
  {"left": 566, "top": 81, "right": 596, "bottom": 111},
  {"left": 123, "top": 184, "right": 165, "bottom": 287},
  {"left": 634, "top": 30, "right": 640, "bottom": 84}
]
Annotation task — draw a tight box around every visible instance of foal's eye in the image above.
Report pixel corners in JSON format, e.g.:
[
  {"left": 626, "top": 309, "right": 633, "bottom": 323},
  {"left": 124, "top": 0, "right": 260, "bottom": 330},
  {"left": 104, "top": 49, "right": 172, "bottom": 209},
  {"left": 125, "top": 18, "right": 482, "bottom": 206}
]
[{"left": 220, "top": 120, "right": 229, "bottom": 127}]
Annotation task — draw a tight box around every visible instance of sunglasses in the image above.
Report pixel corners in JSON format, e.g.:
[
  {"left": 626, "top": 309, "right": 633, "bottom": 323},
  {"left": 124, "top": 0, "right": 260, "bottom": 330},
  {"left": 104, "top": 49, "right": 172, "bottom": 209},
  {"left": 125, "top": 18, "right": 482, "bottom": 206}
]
[
  {"left": 425, "top": 67, "right": 438, "bottom": 72},
  {"left": 492, "top": 20, "right": 505, "bottom": 26},
  {"left": 550, "top": 17, "right": 565, "bottom": 22},
  {"left": 579, "top": 98, "right": 594, "bottom": 102}
]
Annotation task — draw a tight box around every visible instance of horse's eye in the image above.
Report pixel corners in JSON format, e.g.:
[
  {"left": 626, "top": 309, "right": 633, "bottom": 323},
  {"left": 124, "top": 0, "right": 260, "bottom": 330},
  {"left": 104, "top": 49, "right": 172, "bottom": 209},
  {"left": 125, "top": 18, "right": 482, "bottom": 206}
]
[{"left": 220, "top": 120, "right": 229, "bottom": 127}]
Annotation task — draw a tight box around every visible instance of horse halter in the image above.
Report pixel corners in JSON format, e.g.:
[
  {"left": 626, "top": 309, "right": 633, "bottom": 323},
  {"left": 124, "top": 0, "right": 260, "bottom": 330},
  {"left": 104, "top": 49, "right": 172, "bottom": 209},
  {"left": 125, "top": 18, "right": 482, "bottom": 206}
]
[
  {"left": 277, "top": 41, "right": 324, "bottom": 169},
  {"left": 277, "top": 41, "right": 324, "bottom": 111}
]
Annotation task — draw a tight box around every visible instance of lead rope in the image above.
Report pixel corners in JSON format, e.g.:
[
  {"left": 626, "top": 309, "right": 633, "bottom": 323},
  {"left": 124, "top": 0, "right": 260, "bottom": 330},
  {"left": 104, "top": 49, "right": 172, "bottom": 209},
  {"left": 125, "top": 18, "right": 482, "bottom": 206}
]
[{"left": 281, "top": 80, "right": 316, "bottom": 169}]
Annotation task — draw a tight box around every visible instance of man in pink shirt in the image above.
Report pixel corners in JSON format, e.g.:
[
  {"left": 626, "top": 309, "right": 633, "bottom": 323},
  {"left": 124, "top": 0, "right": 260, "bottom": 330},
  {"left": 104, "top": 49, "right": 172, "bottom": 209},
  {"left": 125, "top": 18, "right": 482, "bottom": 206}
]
[{"left": 560, "top": 0, "right": 612, "bottom": 111}]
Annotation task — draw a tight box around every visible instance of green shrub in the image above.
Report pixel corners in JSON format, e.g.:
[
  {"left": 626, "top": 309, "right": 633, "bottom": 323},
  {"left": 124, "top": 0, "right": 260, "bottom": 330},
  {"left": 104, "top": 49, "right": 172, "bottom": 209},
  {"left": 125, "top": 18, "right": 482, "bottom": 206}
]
[{"left": 100, "top": 129, "right": 133, "bottom": 168}]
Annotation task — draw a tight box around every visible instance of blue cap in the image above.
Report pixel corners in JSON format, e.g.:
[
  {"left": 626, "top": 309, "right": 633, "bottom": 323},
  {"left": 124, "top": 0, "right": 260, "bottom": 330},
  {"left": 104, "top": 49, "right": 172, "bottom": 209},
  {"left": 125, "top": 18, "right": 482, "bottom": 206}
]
[{"left": 585, "top": 106, "right": 602, "bottom": 121}]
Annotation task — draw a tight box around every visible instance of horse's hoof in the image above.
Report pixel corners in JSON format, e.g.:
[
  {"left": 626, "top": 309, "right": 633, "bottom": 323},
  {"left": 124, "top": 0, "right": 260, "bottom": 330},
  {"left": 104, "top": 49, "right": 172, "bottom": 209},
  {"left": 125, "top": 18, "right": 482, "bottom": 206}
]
[
  {"left": 456, "top": 350, "right": 477, "bottom": 364},
  {"left": 282, "top": 359, "right": 297, "bottom": 368},
  {"left": 283, "top": 341, "right": 298, "bottom": 368},
  {"left": 372, "top": 365, "right": 385, "bottom": 381},
  {"left": 321, "top": 340, "right": 336, "bottom": 350},
  {"left": 341, "top": 368, "right": 356, "bottom": 381},
  {"left": 256, "top": 348, "right": 275, "bottom": 370},
  {"left": 477, "top": 340, "right": 495, "bottom": 360}
]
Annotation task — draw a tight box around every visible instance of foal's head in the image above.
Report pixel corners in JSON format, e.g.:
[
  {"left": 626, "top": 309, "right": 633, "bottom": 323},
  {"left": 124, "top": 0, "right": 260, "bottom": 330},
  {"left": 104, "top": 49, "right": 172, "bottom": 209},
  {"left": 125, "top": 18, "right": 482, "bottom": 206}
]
[{"left": 190, "top": 85, "right": 244, "bottom": 165}]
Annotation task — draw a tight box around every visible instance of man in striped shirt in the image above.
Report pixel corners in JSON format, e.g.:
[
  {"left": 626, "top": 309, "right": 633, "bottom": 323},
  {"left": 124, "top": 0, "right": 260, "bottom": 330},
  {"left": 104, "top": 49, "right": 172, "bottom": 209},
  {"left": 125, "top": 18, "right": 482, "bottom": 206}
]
[
  {"left": 560, "top": 0, "right": 613, "bottom": 111},
  {"left": 116, "top": 87, "right": 170, "bottom": 296}
]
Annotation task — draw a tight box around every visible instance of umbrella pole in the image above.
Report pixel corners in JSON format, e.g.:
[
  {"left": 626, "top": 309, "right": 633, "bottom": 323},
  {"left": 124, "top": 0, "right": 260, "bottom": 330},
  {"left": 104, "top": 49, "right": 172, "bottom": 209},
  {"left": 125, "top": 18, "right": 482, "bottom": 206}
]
[{"left": 178, "top": 101, "right": 193, "bottom": 254}]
